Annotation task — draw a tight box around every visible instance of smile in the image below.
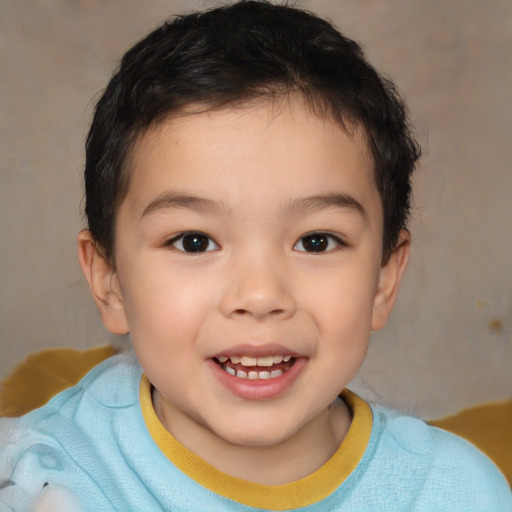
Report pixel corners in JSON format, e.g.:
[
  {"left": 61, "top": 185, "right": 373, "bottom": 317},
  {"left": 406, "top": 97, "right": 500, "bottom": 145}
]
[{"left": 214, "top": 355, "right": 295, "bottom": 380}]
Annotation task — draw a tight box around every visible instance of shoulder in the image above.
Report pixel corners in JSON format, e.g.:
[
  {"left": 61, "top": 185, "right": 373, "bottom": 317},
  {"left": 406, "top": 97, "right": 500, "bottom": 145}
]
[
  {"left": 423, "top": 425, "right": 511, "bottom": 510},
  {"left": 34, "top": 351, "right": 141, "bottom": 413},
  {"left": 6, "top": 351, "right": 143, "bottom": 438},
  {"left": 76, "top": 351, "right": 142, "bottom": 406},
  {"left": 370, "top": 404, "right": 512, "bottom": 511}
]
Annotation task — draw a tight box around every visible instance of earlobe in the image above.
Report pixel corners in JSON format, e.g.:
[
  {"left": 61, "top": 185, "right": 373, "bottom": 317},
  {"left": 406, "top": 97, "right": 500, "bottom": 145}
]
[
  {"left": 371, "top": 230, "right": 410, "bottom": 331},
  {"left": 77, "top": 230, "right": 129, "bottom": 335}
]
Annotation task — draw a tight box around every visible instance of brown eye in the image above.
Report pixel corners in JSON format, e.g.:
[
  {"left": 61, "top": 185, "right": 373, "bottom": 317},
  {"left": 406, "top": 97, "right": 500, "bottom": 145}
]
[
  {"left": 170, "top": 232, "right": 219, "bottom": 253},
  {"left": 294, "top": 233, "right": 342, "bottom": 253}
]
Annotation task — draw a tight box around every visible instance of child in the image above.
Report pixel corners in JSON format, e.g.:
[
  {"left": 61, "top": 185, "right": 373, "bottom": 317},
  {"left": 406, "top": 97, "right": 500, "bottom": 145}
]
[{"left": 1, "top": 1, "right": 510, "bottom": 510}]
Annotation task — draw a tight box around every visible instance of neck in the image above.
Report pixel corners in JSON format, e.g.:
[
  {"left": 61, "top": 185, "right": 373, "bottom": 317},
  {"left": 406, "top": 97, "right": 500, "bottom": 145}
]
[{"left": 153, "top": 391, "right": 351, "bottom": 485}]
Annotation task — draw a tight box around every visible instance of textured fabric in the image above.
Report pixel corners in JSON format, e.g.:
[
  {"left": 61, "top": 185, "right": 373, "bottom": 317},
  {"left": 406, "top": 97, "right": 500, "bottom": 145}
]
[
  {"left": 2, "top": 346, "right": 511, "bottom": 487},
  {"left": 429, "top": 398, "right": 512, "bottom": 486},
  {"left": 0, "top": 355, "right": 510, "bottom": 512},
  {"left": 140, "top": 376, "right": 374, "bottom": 510}
]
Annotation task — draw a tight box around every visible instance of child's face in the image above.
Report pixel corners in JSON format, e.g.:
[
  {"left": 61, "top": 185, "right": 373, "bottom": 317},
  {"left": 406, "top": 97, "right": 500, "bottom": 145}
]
[{"left": 86, "top": 98, "right": 407, "bottom": 451}]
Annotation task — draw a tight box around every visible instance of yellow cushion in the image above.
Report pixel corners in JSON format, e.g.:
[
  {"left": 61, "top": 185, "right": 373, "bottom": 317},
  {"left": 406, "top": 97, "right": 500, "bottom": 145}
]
[{"left": 0, "top": 345, "right": 116, "bottom": 417}]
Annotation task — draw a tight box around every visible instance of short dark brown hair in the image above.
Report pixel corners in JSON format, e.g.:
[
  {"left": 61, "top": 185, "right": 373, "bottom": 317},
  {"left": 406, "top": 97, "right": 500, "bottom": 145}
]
[{"left": 84, "top": 0, "right": 420, "bottom": 264}]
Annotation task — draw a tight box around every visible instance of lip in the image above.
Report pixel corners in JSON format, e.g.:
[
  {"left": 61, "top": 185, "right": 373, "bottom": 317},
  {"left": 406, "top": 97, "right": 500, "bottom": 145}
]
[
  {"left": 210, "top": 343, "right": 300, "bottom": 359},
  {"left": 208, "top": 355, "right": 307, "bottom": 400}
]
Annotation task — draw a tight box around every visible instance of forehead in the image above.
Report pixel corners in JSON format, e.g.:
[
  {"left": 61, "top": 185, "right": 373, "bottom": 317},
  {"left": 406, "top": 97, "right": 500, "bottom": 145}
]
[{"left": 123, "top": 99, "right": 380, "bottom": 223}]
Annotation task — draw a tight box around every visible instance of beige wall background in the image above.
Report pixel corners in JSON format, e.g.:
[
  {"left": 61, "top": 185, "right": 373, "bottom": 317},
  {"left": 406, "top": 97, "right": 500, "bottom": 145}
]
[{"left": 1, "top": 0, "right": 510, "bottom": 418}]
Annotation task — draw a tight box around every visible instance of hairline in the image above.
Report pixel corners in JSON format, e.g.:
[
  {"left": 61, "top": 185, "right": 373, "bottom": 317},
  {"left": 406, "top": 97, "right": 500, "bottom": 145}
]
[{"left": 107, "top": 92, "right": 386, "bottom": 267}]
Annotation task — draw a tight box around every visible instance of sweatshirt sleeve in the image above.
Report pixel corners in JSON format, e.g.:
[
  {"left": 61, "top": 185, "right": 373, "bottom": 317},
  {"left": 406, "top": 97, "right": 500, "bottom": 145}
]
[{"left": 416, "top": 426, "right": 512, "bottom": 511}]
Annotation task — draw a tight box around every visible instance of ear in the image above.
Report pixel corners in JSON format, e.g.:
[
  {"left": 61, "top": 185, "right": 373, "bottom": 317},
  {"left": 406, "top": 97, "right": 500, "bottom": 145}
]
[
  {"left": 77, "top": 230, "right": 129, "bottom": 335},
  {"left": 371, "top": 230, "right": 410, "bottom": 331}
]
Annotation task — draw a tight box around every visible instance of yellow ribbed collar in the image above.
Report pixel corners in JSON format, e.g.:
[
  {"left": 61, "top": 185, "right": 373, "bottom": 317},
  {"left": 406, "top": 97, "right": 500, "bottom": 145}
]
[{"left": 139, "top": 376, "right": 372, "bottom": 510}]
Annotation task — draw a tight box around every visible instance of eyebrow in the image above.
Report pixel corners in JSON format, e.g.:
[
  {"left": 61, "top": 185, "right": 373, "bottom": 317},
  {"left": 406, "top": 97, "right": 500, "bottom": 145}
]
[
  {"left": 141, "top": 191, "right": 367, "bottom": 220},
  {"left": 282, "top": 193, "right": 367, "bottom": 219},
  {"left": 141, "top": 192, "right": 229, "bottom": 219}
]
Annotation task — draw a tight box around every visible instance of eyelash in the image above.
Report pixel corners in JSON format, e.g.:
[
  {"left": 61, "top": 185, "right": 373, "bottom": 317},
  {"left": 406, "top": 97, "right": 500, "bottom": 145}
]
[
  {"left": 165, "top": 231, "right": 346, "bottom": 254},
  {"left": 166, "top": 232, "right": 220, "bottom": 253},
  {"left": 293, "top": 232, "right": 346, "bottom": 253}
]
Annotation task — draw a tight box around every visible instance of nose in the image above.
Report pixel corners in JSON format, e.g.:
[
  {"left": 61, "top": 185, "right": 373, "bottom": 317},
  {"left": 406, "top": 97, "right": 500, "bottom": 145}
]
[{"left": 219, "top": 251, "right": 297, "bottom": 321}]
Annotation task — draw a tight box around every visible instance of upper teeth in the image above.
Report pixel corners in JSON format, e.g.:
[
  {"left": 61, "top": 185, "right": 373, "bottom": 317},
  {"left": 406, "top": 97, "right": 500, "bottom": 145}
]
[{"left": 217, "top": 355, "right": 292, "bottom": 366}]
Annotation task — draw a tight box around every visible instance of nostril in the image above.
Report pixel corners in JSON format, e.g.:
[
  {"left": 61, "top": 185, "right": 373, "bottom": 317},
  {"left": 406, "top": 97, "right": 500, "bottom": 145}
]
[
  {"left": 221, "top": 285, "right": 297, "bottom": 320},
  {"left": 232, "top": 308, "right": 286, "bottom": 317}
]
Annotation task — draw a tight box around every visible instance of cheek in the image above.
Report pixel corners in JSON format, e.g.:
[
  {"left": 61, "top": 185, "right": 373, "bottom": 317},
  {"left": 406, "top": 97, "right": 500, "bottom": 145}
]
[
  {"left": 119, "top": 259, "right": 218, "bottom": 346},
  {"left": 307, "top": 264, "right": 377, "bottom": 369},
  {"left": 309, "top": 265, "right": 378, "bottom": 327}
]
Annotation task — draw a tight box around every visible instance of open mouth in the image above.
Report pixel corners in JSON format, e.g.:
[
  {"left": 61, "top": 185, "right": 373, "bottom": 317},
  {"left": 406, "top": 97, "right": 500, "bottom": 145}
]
[{"left": 213, "top": 355, "right": 296, "bottom": 380}]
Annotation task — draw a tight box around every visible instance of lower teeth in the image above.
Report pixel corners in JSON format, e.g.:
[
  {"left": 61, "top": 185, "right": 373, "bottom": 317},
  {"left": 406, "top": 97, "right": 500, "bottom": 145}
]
[{"left": 224, "top": 367, "right": 284, "bottom": 379}]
